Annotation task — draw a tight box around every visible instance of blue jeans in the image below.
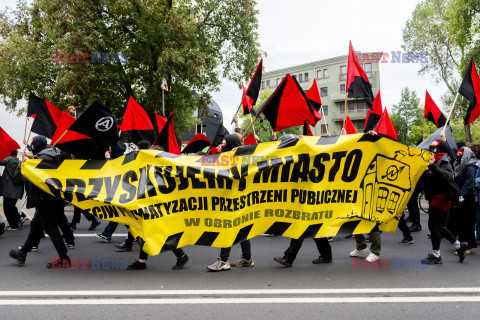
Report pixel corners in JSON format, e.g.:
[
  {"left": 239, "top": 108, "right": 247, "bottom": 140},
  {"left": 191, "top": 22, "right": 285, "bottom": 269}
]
[{"left": 102, "top": 221, "right": 118, "bottom": 237}]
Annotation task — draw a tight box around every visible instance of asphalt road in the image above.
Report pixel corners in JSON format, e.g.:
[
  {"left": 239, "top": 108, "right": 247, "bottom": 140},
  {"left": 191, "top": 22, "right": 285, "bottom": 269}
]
[{"left": 0, "top": 210, "right": 479, "bottom": 320}]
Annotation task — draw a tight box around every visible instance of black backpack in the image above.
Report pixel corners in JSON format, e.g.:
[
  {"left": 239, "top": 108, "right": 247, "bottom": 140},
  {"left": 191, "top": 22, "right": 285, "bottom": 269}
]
[{"left": 11, "top": 161, "right": 24, "bottom": 185}]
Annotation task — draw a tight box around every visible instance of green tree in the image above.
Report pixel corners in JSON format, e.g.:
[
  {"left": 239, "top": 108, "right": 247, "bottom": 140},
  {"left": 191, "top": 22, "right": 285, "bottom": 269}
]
[
  {"left": 240, "top": 88, "right": 300, "bottom": 142},
  {"left": 0, "top": 0, "right": 263, "bottom": 134},
  {"left": 390, "top": 88, "right": 423, "bottom": 145},
  {"left": 402, "top": 0, "right": 480, "bottom": 141}
]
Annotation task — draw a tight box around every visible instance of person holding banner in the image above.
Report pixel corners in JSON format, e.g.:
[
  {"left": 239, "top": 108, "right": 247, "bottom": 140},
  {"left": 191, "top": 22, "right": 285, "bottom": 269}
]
[
  {"left": 207, "top": 134, "right": 254, "bottom": 271},
  {"left": 421, "top": 139, "right": 468, "bottom": 264},
  {"left": 0, "top": 149, "right": 26, "bottom": 230}
]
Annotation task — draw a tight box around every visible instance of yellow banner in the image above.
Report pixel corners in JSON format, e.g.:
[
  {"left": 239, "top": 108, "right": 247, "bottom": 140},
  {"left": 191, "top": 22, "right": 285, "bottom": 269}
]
[{"left": 22, "top": 134, "right": 430, "bottom": 255}]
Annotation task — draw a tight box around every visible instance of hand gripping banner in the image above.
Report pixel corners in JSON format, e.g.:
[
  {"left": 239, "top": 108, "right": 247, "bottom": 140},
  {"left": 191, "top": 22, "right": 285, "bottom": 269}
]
[{"left": 22, "top": 134, "right": 430, "bottom": 256}]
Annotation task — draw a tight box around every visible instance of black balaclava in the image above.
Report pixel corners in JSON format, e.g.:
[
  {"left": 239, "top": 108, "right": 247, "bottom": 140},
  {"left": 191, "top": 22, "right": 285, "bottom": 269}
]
[
  {"left": 136, "top": 140, "right": 152, "bottom": 150},
  {"left": 222, "top": 134, "right": 241, "bottom": 152},
  {"left": 111, "top": 142, "right": 127, "bottom": 159},
  {"left": 31, "top": 136, "right": 48, "bottom": 155}
]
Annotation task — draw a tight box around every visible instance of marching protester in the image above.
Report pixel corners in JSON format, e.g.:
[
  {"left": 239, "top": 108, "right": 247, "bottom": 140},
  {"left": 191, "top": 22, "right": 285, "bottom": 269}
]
[
  {"left": 448, "top": 146, "right": 478, "bottom": 252},
  {"left": 0, "top": 149, "right": 26, "bottom": 230},
  {"left": 421, "top": 139, "right": 468, "bottom": 264},
  {"left": 9, "top": 136, "right": 75, "bottom": 268},
  {"left": 207, "top": 134, "right": 254, "bottom": 271}
]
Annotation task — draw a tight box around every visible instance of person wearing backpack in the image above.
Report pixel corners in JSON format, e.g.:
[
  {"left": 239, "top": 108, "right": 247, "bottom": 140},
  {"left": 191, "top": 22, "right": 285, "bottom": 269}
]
[{"left": 0, "top": 149, "right": 25, "bottom": 230}]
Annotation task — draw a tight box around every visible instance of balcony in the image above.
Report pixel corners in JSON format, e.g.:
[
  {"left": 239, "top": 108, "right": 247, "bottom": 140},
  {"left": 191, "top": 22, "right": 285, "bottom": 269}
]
[
  {"left": 330, "top": 109, "right": 370, "bottom": 122},
  {"left": 330, "top": 87, "right": 380, "bottom": 102}
]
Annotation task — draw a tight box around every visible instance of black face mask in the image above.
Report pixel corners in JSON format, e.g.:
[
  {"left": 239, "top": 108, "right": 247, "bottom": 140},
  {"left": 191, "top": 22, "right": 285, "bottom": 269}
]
[{"left": 429, "top": 139, "right": 448, "bottom": 155}]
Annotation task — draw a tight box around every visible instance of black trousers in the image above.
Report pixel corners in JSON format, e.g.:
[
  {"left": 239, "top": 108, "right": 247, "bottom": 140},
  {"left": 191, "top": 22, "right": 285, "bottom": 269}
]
[
  {"left": 72, "top": 206, "right": 96, "bottom": 224},
  {"left": 398, "top": 213, "right": 411, "bottom": 238},
  {"left": 139, "top": 248, "right": 185, "bottom": 260},
  {"left": 3, "top": 197, "right": 20, "bottom": 228},
  {"left": 20, "top": 211, "right": 44, "bottom": 253},
  {"left": 284, "top": 237, "right": 331, "bottom": 262},
  {"left": 407, "top": 188, "right": 421, "bottom": 224},
  {"left": 220, "top": 240, "right": 251, "bottom": 261},
  {"left": 428, "top": 206, "right": 456, "bottom": 251},
  {"left": 447, "top": 195, "right": 477, "bottom": 249},
  {"left": 38, "top": 203, "right": 71, "bottom": 259}
]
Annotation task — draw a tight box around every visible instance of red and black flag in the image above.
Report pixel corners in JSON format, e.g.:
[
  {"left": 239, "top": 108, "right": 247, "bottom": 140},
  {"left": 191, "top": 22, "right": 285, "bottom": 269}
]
[
  {"left": 155, "top": 113, "right": 167, "bottom": 133},
  {"left": 153, "top": 112, "right": 181, "bottom": 155},
  {"left": 256, "top": 74, "right": 322, "bottom": 132},
  {"left": 30, "top": 99, "right": 63, "bottom": 139},
  {"left": 347, "top": 41, "right": 374, "bottom": 108},
  {"left": 67, "top": 101, "right": 118, "bottom": 147},
  {"left": 52, "top": 111, "right": 96, "bottom": 158},
  {"left": 459, "top": 59, "right": 480, "bottom": 124},
  {"left": 181, "top": 133, "right": 211, "bottom": 154},
  {"left": 375, "top": 107, "right": 398, "bottom": 141},
  {"left": 241, "top": 59, "right": 263, "bottom": 114},
  {"left": 120, "top": 96, "right": 156, "bottom": 144},
  {"left": 424, "top": 90, "right": 446, "bottom": 128},
  {"left": 302, "top": 120, "right": 314, "bottom": 136},
  {"left": 364, "top": 90, "right": 383, "bottom": 132},
  {"left": 344, "top": 115, "right": 357, "bottom": 134},
  {"left": 209, "top": 120, "right": 229, "bottom": 149},
  {"left": 306, "top": 79, "right": 322, "bottom": 112},
  {"left": 27, "top": 92, "right": 43, "bottom": 118},
  {"left": 0, "top": 126, "right": 20, "bottom": 162}
]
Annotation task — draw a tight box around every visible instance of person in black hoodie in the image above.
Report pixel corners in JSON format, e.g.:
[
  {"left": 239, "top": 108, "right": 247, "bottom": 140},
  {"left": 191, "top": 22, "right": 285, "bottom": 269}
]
[
  {"left": 448, "top": 146, "right": 478, "bottom": 251},
  {"left": 9, "top": 135, "right": 74, "bottom": 268},
  {"left": 421, "top": 139, "right": 468, "bottom": 264},
  {"left": 207, "top": 134, "right": 254, "bottom": 271},
  {"left": 0, "top": 149, "right": 25, "bottom": 230}
]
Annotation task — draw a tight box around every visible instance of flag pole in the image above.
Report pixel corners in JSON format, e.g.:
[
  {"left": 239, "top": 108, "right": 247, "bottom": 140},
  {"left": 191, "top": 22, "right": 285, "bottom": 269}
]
[
  {"left": 51, "top": 130, "right": 68, "bottom": 148},
  {"left": 422, "top": 117, "right": 425, "bottom": 141},
  {"left": 241, "top": 116, "right": 259, "bottom": 140},
  {"left": 23, "top": 118, "right": 29, "bottom": 141},
  {"left": 320, "top": 105, "right": 330, "bottom": 136},
  {"left": 231, "top": 103, "right": 243, "bottom": 125},
  {"left": 249, "top": 114, "right": 257, "bottom": 136},
  {"left": 443, "top": 92, "right": 459, "bottom": 134}
]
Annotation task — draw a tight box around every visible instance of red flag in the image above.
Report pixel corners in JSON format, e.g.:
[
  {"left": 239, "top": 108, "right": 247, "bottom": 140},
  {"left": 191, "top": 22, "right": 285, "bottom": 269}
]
[
  {"left": 344, "top": 115, "right": 357, "bottom": 134},
  {"left": 30, "top": 99, "right": 63, "bottom": 139},
  {"left": 375, "top": 108, "right": 398, "bottom": 140},
  {"left": 346, "top": 41, "right": 374, "bottom": 108},
  {"left": 0, "top": 126, "right": 20, "bottom": 162},
  {"left": 155, "top": 113, "right": 167, "bottom": 133},
  {"left": 424, "top": 90, "right": 447, "bottom": 127},
  {"left": 364, "top": 90, "right": 383, "bottom": 132},
  {"left": 120, "top": 96, "right": 156, "bottom": 143},
  {"left": 52, "top": 111, "right": 90, "bottom": 144},
  {"left": 181, "top": 133, "right": 211, "bottom": 154},
  {"left": 459, "top": 59, "right": 480, "bottom": 124},
  {"left": 257, "top": 74, "right": 322, "bottom": 132},
  {"left": 244, "top": 133, "right": 257, "bottom": 145},
  {"left": 52, "top": 111, "right": 96, "bottom": 158},
  {"left": 153, "top": 112, "right": 180, "bottom": 155},
  {"left": 27, "top": 92, "right": 42, "bottom": 118},
  {"left": 306, "top": 79, "right": 322, "bottom": 112},
  {"left": 302, "top": 120, "right": 313, "bottom": 136}
]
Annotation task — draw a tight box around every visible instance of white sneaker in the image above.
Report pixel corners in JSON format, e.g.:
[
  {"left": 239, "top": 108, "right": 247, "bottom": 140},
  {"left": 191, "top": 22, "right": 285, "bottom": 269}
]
[
  {"left": 349, "top": 248, "right": 370, "bottom": 257},
  {"left": 207, "top": 258, "right": 231, "bottom": 271},
  {"left": 365, "top": 252, "right": 380, "bottom": 262}
]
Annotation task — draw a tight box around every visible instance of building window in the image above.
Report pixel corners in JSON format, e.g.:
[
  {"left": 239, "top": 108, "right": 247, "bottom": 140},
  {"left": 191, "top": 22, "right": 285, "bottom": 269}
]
[
  {"left": 304, "top": 73, "right": 309, "bottom": 82},
  {"left": 340, "top": 84, "right": 345, "bottom": 93},
  {"left": 321, "top": 124, "right": 329, "bottom": 135},
  {"left": 323, "top": 69, "right": 328, "bottom": 79},
  {"left": 364, "top": 63, "right": 372, "bottom": 78},
  {"left": 317, "top": 70, "right": 322, "bottom": 79},
  {"left": 348, "top": 102, "right": 355, "bottom": 112},
  {"left": 262, "top": 81, "right": 265, "bottom": 89},
  {"left": 340, "top": 65, "right": 347, "bottom": 80},
  {"left": 298, "top": 74, "right": 303, "bottom": 82},
  {"left": 276, "top": 78, "right": 281, "bottom": 86},
  {"left": 196, "top": 123, "right": 202, "bottom": 134},
  {"left": 356, "top": 121, "right": 364, "bottom": 131},
  {"left": 266, "top": 80, "right": 270, "bottom": 87},
  {"left": 357, "top": 102, "right": 364, "bottom": 111},
  {"left": 320, "top": 87, "right": 328, "bottom": 97},
  {"left": 340, "top": 104, "right": 345, "bottom": 113},
  {"left": 322, "top": 105, "right": 328, "bottom": 116}
]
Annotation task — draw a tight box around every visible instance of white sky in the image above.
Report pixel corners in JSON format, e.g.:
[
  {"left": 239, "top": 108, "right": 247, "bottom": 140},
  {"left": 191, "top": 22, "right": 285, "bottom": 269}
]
[{"left": 0, "top": 0, "right": 448, "bottom": 144}]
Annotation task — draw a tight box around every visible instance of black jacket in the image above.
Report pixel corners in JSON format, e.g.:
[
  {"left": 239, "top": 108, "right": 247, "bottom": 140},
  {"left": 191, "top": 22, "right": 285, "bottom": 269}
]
[
  {"left": 424, "top": 157, "right": 458, "bottom": 201},
  {"left": 455, "top": 164, "right": 477, "bottom": 197},
  {"left": 0, "top": 156, "right": 24, "bottom": 199},
  {"left": 25, "top": 148, "right": 66, "bottom": 208}
]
